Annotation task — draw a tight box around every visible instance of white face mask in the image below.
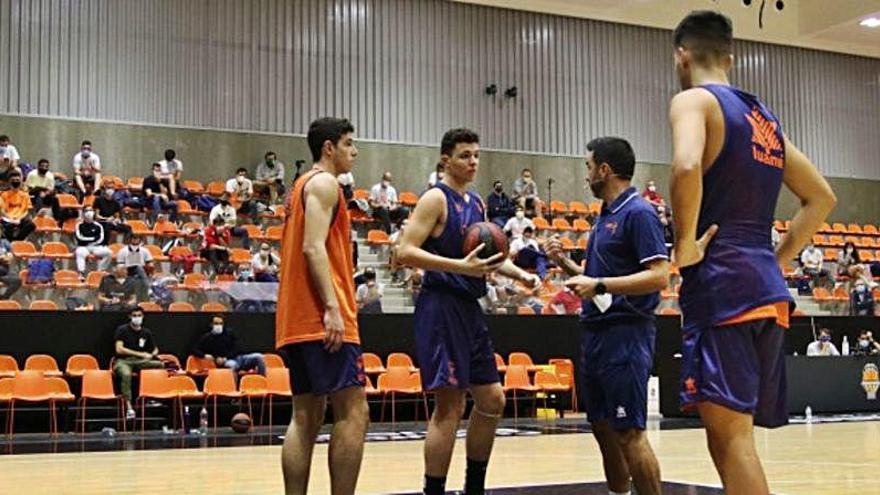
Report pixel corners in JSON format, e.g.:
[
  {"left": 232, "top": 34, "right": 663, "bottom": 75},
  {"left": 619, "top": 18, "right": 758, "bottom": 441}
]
[
  {"left": 104, "top": 188, "right": 114, "bottom": 197},
  {"left": 84, "top": 211, "right": 95, "bottom": 221},
  {"left": 211, "top": 324, "right": 223, "bottom": 335},
  {"left": 648, "top": 186, "right": 656, "bottom": 192},
  {"left": 236, "top": 176, "right": 245, "bottom": 184},
  {"left": 515, "top": 211, "right": 524, "bottom": 220},
  {"left": 131, "top": 316, "right": 143, "bottom": 327}
]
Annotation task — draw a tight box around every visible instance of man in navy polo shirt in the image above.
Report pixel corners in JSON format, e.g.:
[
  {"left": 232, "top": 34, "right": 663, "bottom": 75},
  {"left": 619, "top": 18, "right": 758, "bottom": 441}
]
[{"left": 547, "top": 137, "right": 669, "bottom": 495}]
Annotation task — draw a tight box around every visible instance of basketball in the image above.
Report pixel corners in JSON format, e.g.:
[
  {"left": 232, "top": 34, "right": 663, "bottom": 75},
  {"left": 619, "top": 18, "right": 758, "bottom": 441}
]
[
  {"left": 230, "top": 413, "right": 252, "bottom": 434},
  {"left": 462, "top": 222, "right": 509, "bottom": 260}
]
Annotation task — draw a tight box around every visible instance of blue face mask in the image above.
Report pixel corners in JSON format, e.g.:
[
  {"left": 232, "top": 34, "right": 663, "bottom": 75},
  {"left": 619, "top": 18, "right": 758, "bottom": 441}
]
[{"left": 819, "top": 335, "right": 831, "bottom": 343}]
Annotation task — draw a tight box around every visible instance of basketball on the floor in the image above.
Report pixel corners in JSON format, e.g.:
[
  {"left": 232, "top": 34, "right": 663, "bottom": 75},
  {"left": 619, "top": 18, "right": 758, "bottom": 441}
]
[
  {"left": 230, "top": 413, "right": 252, "bottom": 433},
  {"left": 462, "top": 222, "right": 509, "bottom": 260}
]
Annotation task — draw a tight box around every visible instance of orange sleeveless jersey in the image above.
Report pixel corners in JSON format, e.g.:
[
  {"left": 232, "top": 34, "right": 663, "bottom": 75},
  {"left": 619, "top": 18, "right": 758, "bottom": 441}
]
[{"left": 275, "top": 170, "right": 359, "bottom": 348}]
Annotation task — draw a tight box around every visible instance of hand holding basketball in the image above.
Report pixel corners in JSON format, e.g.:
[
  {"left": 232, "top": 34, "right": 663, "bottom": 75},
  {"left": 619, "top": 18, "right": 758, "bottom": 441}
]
[{"left": 459, "top": 243, "right": 506, "bottom": 277}]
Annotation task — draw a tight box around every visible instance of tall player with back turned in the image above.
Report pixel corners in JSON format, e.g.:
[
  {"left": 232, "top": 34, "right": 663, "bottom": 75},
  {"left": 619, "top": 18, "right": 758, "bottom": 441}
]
[{"left": 669, "top": 11, "right": 836, "bottom": 495}]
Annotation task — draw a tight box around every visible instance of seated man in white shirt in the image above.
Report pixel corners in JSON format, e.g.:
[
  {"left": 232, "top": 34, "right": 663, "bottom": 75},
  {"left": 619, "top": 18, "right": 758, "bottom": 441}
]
[
  {"left": 806, "top": 328, "right": 840, "bottom": 357},
  {"left": 251, "top": 243, "right": 281, "bottom": 282},
  {"left": 503, "top": 207, "right": 535, "bottom": 239},
  {"left": 355, "top": 268, "right": 384, "bottom": 314},
  {"left": 254, "top": 151, "right": 285, "bottom": 204},
  {"left": 0, "top": 134, "right": 21, "bottom": 185},
  {"left": 509, "top": 227, "right": 548, "bottom": 279},
  {"left": 800, "top": 243, "right": 830, "bottom": 288},
  {"left": 225, "top": 168, "right": 256, "bottom": 215},
  {"left": 208, "top": 193, "right": 251, "bottom": 249},
  {"left": 369, "top": 171, "right": 409, "bottom": 234},
  {"left": 72, "top": 140, "right": 102, "bottom": 197},
  {"left": 157, "top": 149, "right": 182, "bottom": 194}
]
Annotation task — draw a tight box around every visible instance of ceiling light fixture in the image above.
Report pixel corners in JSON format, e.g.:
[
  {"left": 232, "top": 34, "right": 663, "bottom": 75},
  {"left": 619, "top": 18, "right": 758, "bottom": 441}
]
[{"left": 860, "top": 18, "right": 880, "bottom": 28}]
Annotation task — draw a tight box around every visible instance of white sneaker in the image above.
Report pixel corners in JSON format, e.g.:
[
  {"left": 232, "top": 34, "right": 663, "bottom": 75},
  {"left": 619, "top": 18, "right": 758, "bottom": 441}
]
[{"left": 126, "top": 408, "right": 136, "bottom": 420}]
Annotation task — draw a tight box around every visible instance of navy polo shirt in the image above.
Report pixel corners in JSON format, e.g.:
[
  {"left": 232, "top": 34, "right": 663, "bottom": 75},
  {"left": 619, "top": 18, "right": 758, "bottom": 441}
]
[{"left": 580, "top": 187, "right": 669, "bottom": 325}]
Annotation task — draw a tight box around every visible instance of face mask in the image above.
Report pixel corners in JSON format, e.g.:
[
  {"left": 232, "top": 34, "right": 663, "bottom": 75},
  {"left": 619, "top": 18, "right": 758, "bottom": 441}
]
[
  {"left": 84, "top": 211, "right": 95, "bottom": 221},
  {"left": 648, "top": 186, "right": 656, "bottom": 192},
  {"left": 382, "top": 180, "right": 390, "bottom": 187},
  {"left": 241, "top": 270, "right": 252, "bottom": 278},
  {"left": 81, "top": 150, "right": 91, "bottom": 159},
  {"left": 38, "top": 168, "right": 48, "bottom": 175},
  {"left": 266, "top": 159, "right": 275, "bottom": 167},
  {"left": 130, "top": 244, "right": 140, "bottom": 251},
  {"left": 9, "top": 180, "right": 21, "bottom": 188},
  {"left": 236, "top": 176, "right": 245, "bottom": 184},
  {"left": 846, "top": 247, "right": 853, "bottom": 253},
  {"left": 211, "top": 324, "right": 223, "bottom": 335},
  {"left": 260, "top": 250, "right": 270, "bottom": 257},
  {"left": 104, "top": 188, "right": 114, "bottom": 197},
  {"left": 819, "top": 335, "right": 830, "bottom": 343},
  {"left": 131, "top": 316, "right": 143, "bottom": 327},
  {"left": 860, "top": 340, "right": 870, "bottom": 349},
  {"left": 515, "top": 211, "right": 524, "bottom": 220},
  {"left": 523, "top": 176, "right": 532, "bottom": 182},
  {"left": 0, "top": 146, "right": 6, "bottom": 154},
  {"left": 494, "top": 186, "right": 503, "bottom": 192},
  {"left": 856, "top": 285, "right": 867, "bottom": 293}
]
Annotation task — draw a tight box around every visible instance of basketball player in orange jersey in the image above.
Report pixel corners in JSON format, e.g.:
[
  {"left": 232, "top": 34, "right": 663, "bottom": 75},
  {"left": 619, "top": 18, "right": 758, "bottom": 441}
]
[
  {"left": 276, "top": 117, "right": 369, "bottom": 495},
  {"left": 669, "top": 11, "right": 836, "bottom": 495},
  {"left": 396, "top": 128, "right": 540, "bottom": 495}
]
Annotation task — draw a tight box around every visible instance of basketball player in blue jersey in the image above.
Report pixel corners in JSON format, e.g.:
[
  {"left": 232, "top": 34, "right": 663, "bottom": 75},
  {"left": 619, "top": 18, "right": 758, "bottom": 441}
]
[
  {"left": 547, "top": 137, "right": 668, "bottom": 495},
  {"left": 669, "top": 11, "right": 836, "bottom": 495},
  {"left": 396, "top": 128, "right": 541, "bottom": 495}
]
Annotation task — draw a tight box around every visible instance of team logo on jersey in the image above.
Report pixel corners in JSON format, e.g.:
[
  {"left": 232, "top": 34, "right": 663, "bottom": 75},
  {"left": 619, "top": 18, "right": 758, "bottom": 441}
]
[
  {"left": 616, "top": 406, "right": 627, "bottom": 418},
  {"left": 745, "top": 107, "right": 784, "bottom": 169},
  {"left": 862, "top": 363, "right": 879, "bottom": 400},
  {"left": 605, "top": 221, "right": 618, "bottom": 235}
]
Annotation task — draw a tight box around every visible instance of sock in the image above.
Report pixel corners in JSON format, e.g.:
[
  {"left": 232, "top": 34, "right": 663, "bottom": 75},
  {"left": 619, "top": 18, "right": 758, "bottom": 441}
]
[
  {"left": 464, "top": 458, "right": 489, "bottom": 495},
  {"left": 423, "top": 475, "right": 446, "bottom": 495}
]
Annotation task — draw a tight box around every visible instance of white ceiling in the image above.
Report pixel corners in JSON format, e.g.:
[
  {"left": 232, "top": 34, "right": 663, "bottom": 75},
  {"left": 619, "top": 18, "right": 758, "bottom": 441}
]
[{"left": 452, "top": 0, "right": 880, "bottom": 59}]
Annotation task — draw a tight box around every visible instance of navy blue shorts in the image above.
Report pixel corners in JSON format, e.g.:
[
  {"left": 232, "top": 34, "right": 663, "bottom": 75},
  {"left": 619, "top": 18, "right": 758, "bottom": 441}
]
[
  {"left": 414, "top": 290, "right": 500, "bottom": 391},
  {"left": 278, "top": 342, "right": 365, "bottom": 396},
  {"left": 680, "top": 318, "right": 788, "bottom": 428},
  {"left": 580, "top": 320, "right": 656, "bottom": 431}
]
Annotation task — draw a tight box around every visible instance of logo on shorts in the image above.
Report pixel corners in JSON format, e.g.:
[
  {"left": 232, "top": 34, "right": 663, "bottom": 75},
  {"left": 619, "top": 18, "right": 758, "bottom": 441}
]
[
  {"left": 447, "top": 360, "right": 458, "bottom": 386},
  {"left": 861, "top": 363, "right": 879, "bottom": 400},
  {"left": 356, "top": 355, "right": 367, "bottom": 385},
  {"left": 685, "top": 377, "right": 698, "bottom": 395},
  {"left": 616, "top": 406, "right": 626, "bottom": 418}
]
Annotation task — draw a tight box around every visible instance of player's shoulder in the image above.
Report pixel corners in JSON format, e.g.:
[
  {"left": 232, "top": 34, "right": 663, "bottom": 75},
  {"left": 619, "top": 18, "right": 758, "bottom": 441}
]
[
  {"left": 418, "top": 186, "right": 446, "bottom": 204},
  {"left": 669, "top": 87, "right": 716, "bottom": 111}
]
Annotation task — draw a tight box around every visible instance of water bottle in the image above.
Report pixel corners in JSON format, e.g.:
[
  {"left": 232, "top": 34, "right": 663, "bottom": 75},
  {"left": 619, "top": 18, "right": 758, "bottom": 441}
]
[
  {"left": 183, "top": 406, "right": 190, "bottom": 432},
  {"left": 199, "top": 407, "right": 209, "bottom": 436},
  {"left": 842, "top": 336, "right": 850, "bottom": 356},
  {"left": 805, "top": 405, "right": 813, "bottom": 424}
]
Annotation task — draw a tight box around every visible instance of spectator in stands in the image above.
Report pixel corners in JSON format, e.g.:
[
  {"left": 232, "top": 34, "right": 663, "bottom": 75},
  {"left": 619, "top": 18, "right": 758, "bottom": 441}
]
[
  {"left": 428, "top": 162, "right": 444, "bottom": 188},
  {"left": 226, "top": 167, "right": 255, "bottom": 215},
  {"left": 98, "top": 262, "right": 138, "bottom": 311},
  {"left": 369, "top": 171, "right": 408, "bottom": 234},
  {"left": 851, "top": 280, "right": 875, "bottom": 316},
  {"left": 94, "top": 185, "right": 132, "bottom": 240},
  {"left": 487, "top": 180, "right": 515, "bottom": 228},
  {"left": 254, "top": 151, "right": 285, "bottom": 204},
  {"left": 192, "top": 314, "right": 267, "bottom": 378},
  {"left": 157, "top": 149, "right": 183, "bottom": 187},
  {"left": 24, "top": 159, "right": 59, "bottom": 219},
  {"left": 388, "top": 219, "right": 410, "bottom": 285},
  {"left": 0, "top": 135, "right": 21, "bottom": 184},
  {"left": 201, "top": 216, "right": 232, "bottom": 274},
  {"left": 800, "top": 242, "right": 829, "bottom": 288},
  {"left": 503, "top": 206, "right": 535, "bottom": 239},
  {"left": 837, "top": 242, "right": 875, "bottom": 288},
  {"left": 642, "top": 180, "right": 665, "bottom": 207},
  {"left": 0, "top": 235, "right": 21, "bottom": 300},
  {"left": 512, "top": 168, "right": 540, "bottom": 214},
  {"left": 356, "top": 267, "right": 383, "bottom": 314},
  {"left": 0, "top": 171, "right": 35, "bottom": 241},
  {"left": 113, "top": 307, "right": 165, "bottom": 418},
  {"left": 771, "top": 223, "right": 781, "bottom": 249},
  {"left": 74, "top": 207, "right": 112, "bottom": 277},
  {"left": 853, "top": 330, "right": 880, "bottom": 356},
  {"left": 549, "top": 287, "right": 582, "bottom": 315},
  {"left": 806, "top": 328, "right": 840, "bottom": 356},
  {"left": 208, "top": 193, "right": 251, "bottom": 249},
  {"left": 251, "top": 243, "right": 280, "bottom": 282},
  {"left": 72, "top": 140, "right": 102, "bottom": 197},
  {"left": 479, "top": 272, "right": 503, "bottom": 314},
  {"left": 143, "top": 162, "right": 179, "bottom": 222},
  {"left": 236, "top": 261, "right": 256, "bottom": 282},
  {"left": 510, "top": 226, "right": 548, "bottom": 279},
  {"left": 657, "top": 204, "right": 674, "bottom": 246},
  {"left": 116, "top": 234, "right": 154, "bottom": 299}
]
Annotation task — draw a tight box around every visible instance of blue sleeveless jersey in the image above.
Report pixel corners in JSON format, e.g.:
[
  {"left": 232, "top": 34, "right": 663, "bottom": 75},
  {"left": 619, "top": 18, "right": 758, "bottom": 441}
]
[
  {"left": 421, "top": 182, "right": 488, "bottom": 299},
  {"left": 679, "top": 84, "right": 793, "bottom": 330}
]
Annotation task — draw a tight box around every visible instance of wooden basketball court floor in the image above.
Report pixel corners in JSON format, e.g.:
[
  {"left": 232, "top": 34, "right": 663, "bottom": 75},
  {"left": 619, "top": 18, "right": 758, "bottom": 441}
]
[{"left": 0, "top": 420, "right": 877, "bottom": 494}]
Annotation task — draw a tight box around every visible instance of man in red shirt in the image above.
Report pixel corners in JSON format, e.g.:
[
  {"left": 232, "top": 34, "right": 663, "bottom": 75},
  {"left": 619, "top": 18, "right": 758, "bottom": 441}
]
[
  {"left": 549, "top": 287, "right": 582, "bottom": 315},
  {"left": 641, "top": 180, "right": 665, "bottom": 207},
  {"left": 201, "top": 217, "right": 232, "bottom": 273}
]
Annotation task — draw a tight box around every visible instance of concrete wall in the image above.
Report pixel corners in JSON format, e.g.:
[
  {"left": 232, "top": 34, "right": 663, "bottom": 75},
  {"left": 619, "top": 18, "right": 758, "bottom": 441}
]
[{"left": 1, "top": 113, "right": 876, "bottom": 224}]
